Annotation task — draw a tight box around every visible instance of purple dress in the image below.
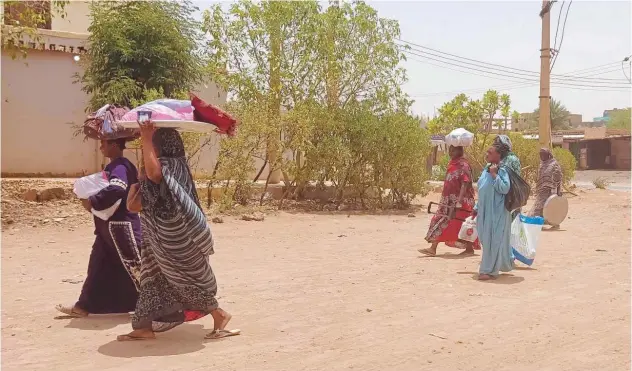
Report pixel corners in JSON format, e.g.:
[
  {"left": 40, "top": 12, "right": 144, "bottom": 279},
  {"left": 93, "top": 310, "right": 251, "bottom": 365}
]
[{"left": 75, "top": 157, "right": 142, "bottom": 314}]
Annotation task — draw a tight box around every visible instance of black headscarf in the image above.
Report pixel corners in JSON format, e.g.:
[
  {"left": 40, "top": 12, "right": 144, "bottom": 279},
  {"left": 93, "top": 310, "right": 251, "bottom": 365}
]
[{"left": 152, "top": 128, "right": 186, "bottom": 158}]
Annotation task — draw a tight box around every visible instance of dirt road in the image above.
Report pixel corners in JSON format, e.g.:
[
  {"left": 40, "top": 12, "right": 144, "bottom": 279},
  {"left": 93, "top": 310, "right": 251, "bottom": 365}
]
[{"left": 1, "top": 190, "right": 630, "bottom": 371}]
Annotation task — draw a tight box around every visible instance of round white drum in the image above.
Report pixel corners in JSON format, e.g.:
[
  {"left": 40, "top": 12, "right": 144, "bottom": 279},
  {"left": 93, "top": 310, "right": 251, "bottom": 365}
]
[{"left": 543, "top": 194, "right": 568, "bottom": 225}]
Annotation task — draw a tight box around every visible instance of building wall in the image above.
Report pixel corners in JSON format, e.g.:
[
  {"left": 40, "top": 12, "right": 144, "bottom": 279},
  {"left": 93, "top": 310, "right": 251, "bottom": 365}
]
[
  {"left": 2, "top": 44, "right": 228, "bottom": 177},
  {"left": 568, "top": 114, "right": 582, "bottom": 127},
  {"left": 610, "top": 137, "right": 631, "bottom": 170},
  {"left": 1, "top": 48, "right": 97, "bottom": 176},
  {"left": 1, "top": 1, "right": 238, "bottom": 178}
]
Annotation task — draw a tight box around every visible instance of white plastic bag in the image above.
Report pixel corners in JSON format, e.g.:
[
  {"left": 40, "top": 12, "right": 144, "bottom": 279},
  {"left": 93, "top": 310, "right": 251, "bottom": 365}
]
[
  {"left": 444, "top": 128, "right": 474, "bottom": 147},
  {"left": 91, "top": 199, "right": 122, "bottom": 221},
  {"left": 74, "top": 172, "right": 109, "bottom": 199},
  {"left": 458, "top": 216, "right": 478, "bottom": 242},
  {"left": 510, "top": 214, "right": 545, "bottom": 266}
]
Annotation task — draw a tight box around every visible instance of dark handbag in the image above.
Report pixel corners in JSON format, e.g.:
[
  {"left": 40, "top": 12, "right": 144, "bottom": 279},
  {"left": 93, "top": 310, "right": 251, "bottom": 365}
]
[{"left": 503, "top": 166, "right": 530, "bottom": 212}]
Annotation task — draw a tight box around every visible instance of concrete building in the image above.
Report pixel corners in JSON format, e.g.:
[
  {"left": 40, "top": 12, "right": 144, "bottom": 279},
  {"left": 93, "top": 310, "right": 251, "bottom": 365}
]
[
  {"left": 1, "top": 1, "right": 228, "bottom": 177},
  {"left": 523, "top": 128, "right": 631, "bottom": 170}
]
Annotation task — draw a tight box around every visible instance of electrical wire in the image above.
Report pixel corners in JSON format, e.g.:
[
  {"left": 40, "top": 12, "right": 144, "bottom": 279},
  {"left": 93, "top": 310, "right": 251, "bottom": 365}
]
[
  {"left": 622, "top": 56, "right": 632, "bottom": 83},
  {"left": 552, "top": 1, "right": 565, "bottom": 58},
  {"left": 397, "top": 38, "right": 628, "bottom": 83},
  {"left": 550, "top": 0, "right": 573, "bottom": 72},
  {"left": 400, "top": 47, "right": 631, "bottom": 89}
]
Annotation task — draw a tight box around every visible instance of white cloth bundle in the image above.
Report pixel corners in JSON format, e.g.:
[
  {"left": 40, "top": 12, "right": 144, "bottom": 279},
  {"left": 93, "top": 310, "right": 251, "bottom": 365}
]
[{"left": 444, "top": 128, "right": 474, "bottom": 147}]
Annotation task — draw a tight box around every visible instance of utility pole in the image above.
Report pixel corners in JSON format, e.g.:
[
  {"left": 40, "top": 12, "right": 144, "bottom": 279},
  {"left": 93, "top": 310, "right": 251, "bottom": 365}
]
[{"left": 539, "top": 0, "right": 553, "bottom": 148}]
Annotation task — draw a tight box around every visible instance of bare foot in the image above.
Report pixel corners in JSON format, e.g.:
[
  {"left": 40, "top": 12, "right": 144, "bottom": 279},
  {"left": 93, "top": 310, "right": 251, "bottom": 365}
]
[
  {"left": 418, "top": 248, "right": 436, "bottom": 256},
  {"left": 205, "top": 308, "right": 240, "bottom": 339},
  {"left": 212, "top": 308, "right": 232, "bottom": 331},
  {"left": 117, "top": 329, "right": 155, "bottom": 341},
  {"left": 478, "top": 274, "right": 493, "bottom": 281},
  {"left": 458, "top": 249, "right": 475, "bottom": 256}
]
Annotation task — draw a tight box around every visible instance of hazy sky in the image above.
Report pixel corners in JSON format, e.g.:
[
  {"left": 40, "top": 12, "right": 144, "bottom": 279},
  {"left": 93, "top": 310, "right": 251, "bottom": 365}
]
[{"left": 194, "top": 1, "right": 631, "bottom": 121}]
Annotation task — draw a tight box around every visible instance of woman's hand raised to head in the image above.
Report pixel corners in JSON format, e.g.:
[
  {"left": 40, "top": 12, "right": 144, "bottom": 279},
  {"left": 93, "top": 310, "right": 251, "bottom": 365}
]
[{"left": 139, "top": 119, "right": 156, "bottom": 141}]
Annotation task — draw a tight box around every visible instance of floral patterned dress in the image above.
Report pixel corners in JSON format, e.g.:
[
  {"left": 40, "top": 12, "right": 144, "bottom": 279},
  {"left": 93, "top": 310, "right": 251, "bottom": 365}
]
[{"left": 425, "top": 157, "right": 480, "bottom": 249}]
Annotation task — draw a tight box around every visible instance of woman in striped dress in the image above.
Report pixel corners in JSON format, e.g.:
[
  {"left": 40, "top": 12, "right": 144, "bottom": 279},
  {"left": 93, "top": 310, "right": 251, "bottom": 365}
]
[{"left": 117, "top": 122, "right": 239, "bottom": 341}]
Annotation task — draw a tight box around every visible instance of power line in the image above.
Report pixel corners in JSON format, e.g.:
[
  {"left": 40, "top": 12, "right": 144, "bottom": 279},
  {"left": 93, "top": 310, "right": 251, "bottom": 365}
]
[
  {"left": 622, "top": 55, "right": 632, "bottom": 83},
  {"left": 400, "top": 47, "right": 631, "bottom": 89},
  {"left": 397, "top": 38, "right": 629, "bottom": 83},
  {"left": 558, "top": 61, "right": 620, "bottom": 75},
  {"left": 550, "top": 0, "right": 573, "bottom": 72},
  {"left": 552, "top": 1, "right": 565, "bottom": 55}
]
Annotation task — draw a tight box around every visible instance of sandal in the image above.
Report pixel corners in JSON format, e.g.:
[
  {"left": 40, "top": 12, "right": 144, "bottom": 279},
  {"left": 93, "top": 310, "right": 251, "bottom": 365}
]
[
  {"left": 418, "top": 248, "right": 436, "bottom": 256},
  {"left": 117, "top": 333, "right": 155, "bottom": 342},
  {"left": 205, "top": 329, "right": 241, "bottom": 339},
  {"left": 55, "top": 304, "right": 88, "bottom": 318}
]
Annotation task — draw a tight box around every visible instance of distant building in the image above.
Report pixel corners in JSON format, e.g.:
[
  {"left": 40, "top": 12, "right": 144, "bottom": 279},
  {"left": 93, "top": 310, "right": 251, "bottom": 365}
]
[
  {"left": 593, "top": 108, "right": 625, "bottom": 123},
  {"left": 568, "top": 113, "right": 583, "bottom": 127}
]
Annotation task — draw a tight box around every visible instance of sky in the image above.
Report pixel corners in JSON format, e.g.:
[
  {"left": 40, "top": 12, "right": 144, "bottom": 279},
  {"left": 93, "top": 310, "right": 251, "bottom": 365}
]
[{"left": 193, "top": 1, "right": 631, "bottom": 121}]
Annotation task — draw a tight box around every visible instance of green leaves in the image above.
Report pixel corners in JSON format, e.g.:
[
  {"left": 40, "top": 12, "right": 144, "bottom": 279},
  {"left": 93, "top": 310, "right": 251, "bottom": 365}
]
[
  {"left": 80, "top": 0, "right": 205, "bottom": 112},
  {"left": 201, "top": 1, "right": 426, "bottom": 209},
  {"left": 531, "top": 98, "right": 571, "bottom": 130},
  {"left": 2, "top": 1, "right": 69, "bottom": 59},
  {"left": 606, "top": 108, "right": 631, "bottom": 131}
]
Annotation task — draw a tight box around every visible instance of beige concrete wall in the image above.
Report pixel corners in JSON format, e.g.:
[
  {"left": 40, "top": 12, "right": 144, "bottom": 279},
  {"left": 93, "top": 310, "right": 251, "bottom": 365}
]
[
  {"left": 1, "top": 48, "right": 98, "bottom": 176},
  {"left": 584, "top": 127, "right": 607, "bottom": 140},
  {"left": 568, "top": 113, "right": 583, "bottom": 127},
  {"left": 2, "top": 44, "right": 229, "bottom": 177},
  {"left": 1, "top": 1, "right": 239, "bottom": 179},
  {"left": 610, "top": 138, "right": 631, "bottom": 170}
]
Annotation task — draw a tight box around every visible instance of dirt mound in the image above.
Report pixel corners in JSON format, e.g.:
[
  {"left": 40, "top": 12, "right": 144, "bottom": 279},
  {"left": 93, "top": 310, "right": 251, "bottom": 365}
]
[{"left": 1, "top": 179, "right": 90, "bottom": 229}]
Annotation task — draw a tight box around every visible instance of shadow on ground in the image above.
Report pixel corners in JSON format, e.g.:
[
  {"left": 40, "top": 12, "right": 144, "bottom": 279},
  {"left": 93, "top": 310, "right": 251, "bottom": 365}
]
[
  {"left": 457, "top": 271, "right": 525, "bottom": 285},
  {"left": 98, "top": 324, "right": 210, "bottom": 358},
  {"left": 59, "top": 314, "right": 131, "bottom": 331}
]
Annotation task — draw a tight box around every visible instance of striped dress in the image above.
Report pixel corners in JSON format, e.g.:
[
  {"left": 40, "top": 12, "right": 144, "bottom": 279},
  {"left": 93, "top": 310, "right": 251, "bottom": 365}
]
[{"left": 132, "top": 128, "right": 218, "bottom": 332}]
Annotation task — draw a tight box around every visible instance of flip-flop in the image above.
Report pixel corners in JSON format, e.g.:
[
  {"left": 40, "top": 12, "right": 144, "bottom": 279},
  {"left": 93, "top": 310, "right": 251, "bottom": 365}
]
[
  {"left": 205, "top": 329, "right": 241, "bottom": 339},
  {"left": 418, "top": 248, "right": 436, "bottom": 257},
  {"left": 55, "top": 304, "right": 87, "bottom": 318},
  {"left": 116, "top": 334, "right": 155, "bottom": 342}
]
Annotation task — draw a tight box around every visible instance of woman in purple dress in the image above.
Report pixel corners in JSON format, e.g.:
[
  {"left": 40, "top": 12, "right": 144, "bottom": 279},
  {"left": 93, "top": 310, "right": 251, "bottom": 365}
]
[{"left": 55, "top": 139, "right": 142, "bottom": 317}]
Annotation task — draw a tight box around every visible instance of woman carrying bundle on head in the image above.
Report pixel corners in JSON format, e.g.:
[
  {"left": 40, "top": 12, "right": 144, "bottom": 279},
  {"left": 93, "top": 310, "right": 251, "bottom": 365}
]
[
  {"left": 420, "top": 129, "right": 479, "bottom": 257},
  {"left": 117, "top": 120, "right": 239, "bottom": 341}
]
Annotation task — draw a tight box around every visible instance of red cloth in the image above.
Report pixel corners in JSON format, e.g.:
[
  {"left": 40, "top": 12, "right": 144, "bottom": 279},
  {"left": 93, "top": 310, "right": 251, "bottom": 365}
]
[
  {"left": 425, "top": 157, "right": 480, "bottom": 250},
  {"left": 190, "top": 93, "right": 238, "bottom": 137}
]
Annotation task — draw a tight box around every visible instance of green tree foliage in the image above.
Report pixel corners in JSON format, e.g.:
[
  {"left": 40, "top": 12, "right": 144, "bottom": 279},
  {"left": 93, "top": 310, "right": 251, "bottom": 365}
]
[
  {"left": 79, "top": 0, "right": 205, "bottom": 112},
  {"left": 203, "top": 0, "right": 429, "bottom": 210},
  {"left": 511, "top": 110, "right": 520, "bottom": 131},
  {"left": 500, "top": 94, "right": 511, "bottom": 132},
  {"left": 530, "top": 98, "right": 570, "bottom": 131},
  {"left": 1, "top": 1, "right": 68, "bottom": 59},
  {"left": 606, "top": 108, "right": 631, "bottom": 131},
  {"left": 428, "top": 91, "right": 577, "bottom": 185}
]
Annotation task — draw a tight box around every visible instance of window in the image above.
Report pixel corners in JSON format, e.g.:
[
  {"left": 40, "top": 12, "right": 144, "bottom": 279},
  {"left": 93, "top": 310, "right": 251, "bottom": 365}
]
[{"left": 3, "top": 1, "right": 52, "bottom": 30}]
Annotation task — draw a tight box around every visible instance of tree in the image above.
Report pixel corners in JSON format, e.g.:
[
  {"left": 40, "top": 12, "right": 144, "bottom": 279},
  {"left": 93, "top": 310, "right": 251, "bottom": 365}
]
[
  {"left": 203, "top": 0, "right": 428, "bottom": 209},
  {"left": 530, "top": 98, "right": 570, "bottom": 131},
  {"left": 79, "top": 0, "right": 205, "bottom": 112},
  {"left": 511, "top": 110, "right": 520, "bottom": 131},
  {"left": 500, "top": 93, "right": 511, "bottom": 133},
  {"left": 481, "top": 90, "right": 500, "bottom": 133},
  {"left": 606, "top": 108, "right": 631, "bottom": 131},
  {"left": 1, "top": 1, "right": 68, "bottom": 59}
]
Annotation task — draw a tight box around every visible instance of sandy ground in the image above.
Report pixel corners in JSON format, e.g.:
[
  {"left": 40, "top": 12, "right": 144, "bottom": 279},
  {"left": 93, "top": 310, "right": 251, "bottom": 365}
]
[{"left": 1, "top": 188, "right": 631, "bottom": 371}]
